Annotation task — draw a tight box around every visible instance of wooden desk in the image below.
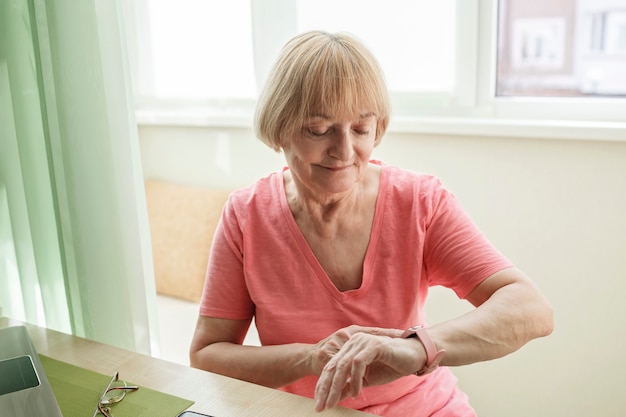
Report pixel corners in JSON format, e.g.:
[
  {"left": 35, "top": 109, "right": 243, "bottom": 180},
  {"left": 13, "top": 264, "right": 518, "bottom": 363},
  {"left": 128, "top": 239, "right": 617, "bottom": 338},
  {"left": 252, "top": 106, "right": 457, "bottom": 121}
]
[{"left": 0, "top": 317, "right": 373, "bottom": 417}]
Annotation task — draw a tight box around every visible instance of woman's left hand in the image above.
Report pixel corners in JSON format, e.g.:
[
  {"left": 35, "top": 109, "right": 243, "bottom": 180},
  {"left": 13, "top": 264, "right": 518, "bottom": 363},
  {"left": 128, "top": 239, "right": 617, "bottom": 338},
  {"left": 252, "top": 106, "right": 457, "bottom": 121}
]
[{"left": 314, "top": 331, "right": 424, "bottom": 412}]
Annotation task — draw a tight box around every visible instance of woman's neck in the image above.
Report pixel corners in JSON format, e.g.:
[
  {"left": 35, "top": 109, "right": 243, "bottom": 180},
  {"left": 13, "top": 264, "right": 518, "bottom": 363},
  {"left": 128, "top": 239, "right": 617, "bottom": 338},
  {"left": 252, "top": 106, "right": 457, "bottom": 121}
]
[{"left": 284, "top": 164, "right": 380, "bottom": 234}]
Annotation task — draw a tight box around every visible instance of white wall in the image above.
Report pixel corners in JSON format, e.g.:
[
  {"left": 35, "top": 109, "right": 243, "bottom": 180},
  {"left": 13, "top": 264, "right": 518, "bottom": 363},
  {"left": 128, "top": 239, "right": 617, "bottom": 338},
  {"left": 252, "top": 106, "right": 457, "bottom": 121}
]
[{"left": 139, "top": 124, "right": 626, "bottom": 417}]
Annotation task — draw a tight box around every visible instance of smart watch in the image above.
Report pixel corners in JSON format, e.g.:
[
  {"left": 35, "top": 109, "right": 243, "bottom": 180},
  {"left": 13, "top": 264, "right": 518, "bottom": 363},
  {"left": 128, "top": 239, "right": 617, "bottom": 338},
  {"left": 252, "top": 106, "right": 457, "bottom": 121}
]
[{"left": 401, "top": 325, "right": 446, "bottom": 376}]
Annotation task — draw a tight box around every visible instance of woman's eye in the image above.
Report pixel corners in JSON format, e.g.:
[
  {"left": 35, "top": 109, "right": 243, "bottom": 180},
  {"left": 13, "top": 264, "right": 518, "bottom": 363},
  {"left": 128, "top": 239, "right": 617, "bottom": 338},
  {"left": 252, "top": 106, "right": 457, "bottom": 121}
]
[
  {"left": 307, "top": 128, "right": 330, "bottom": 137},
  {"left": 304, "top": 124, "right": 370, "bottom": 137},
  {"left": 353, "top": 127, "right": 370, "bottom": 136}
]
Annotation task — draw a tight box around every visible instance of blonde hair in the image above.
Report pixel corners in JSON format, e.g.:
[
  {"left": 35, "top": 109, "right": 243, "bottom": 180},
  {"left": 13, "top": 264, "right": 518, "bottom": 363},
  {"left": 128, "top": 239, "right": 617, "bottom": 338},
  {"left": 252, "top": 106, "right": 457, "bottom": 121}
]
[{"left": 254, "top": 31, "right": 390, "bottom": 152}]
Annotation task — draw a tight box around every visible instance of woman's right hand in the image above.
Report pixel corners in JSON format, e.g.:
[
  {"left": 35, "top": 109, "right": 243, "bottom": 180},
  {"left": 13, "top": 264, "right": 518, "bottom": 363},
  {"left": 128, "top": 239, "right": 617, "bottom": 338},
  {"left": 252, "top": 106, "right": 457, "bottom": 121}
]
[{"left": 307, "top": 325, "right": 404, "bottom": 376}]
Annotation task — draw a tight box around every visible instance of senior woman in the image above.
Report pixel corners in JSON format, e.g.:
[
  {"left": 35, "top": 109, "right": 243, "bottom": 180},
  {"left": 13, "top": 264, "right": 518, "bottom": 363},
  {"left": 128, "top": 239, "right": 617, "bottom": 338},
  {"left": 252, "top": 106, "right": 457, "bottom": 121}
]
[{"left": 189, "top": 30, "right": 553, "bottom": 417}]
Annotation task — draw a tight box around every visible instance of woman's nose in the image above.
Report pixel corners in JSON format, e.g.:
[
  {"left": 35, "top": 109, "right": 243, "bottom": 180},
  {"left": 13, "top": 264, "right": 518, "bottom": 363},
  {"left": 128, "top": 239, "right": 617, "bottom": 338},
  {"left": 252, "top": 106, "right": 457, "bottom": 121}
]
[{"left": 329, "top": 129, "right": 354, "bottom": 161}]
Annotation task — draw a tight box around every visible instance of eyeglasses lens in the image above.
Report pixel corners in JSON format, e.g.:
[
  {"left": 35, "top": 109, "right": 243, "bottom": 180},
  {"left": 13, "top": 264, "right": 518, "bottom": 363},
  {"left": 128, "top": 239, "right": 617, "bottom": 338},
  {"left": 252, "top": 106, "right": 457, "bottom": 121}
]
[{"left": 101, "top": 380, "right": 129, "bottom": 405}]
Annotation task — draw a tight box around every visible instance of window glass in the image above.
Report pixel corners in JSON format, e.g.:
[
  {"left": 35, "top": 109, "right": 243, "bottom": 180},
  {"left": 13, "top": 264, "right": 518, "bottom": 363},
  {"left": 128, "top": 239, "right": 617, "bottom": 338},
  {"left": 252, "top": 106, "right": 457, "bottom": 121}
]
[
  {"left": 496, "top": 0, "right": 626, "bottom": 97},
  {"left": 134, "top": 0, "right": 455, "bottom": 103},
  {"left": 296, "top": 0, "right": 456, "bottom": 94},
  {"left": 142, "top": 0, "right": 256, "bottom": 100}
]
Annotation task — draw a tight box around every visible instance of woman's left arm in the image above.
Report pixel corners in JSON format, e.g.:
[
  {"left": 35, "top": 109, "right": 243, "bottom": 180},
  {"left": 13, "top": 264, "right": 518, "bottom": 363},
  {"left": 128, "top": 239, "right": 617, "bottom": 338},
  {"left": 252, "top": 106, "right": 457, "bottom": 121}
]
[
  {"left": 314, "top": 267, "right": 553, "bottom": 411},
  {"left": 430, "top": 266, "right": 554, "bottom": 366}
]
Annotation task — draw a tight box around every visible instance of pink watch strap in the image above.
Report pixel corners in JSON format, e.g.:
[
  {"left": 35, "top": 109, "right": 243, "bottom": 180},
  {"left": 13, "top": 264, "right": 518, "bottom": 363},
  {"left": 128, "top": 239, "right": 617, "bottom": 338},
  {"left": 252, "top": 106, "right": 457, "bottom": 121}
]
[{"left": 401, "top": 325, "right": 447, "bottom": 376}]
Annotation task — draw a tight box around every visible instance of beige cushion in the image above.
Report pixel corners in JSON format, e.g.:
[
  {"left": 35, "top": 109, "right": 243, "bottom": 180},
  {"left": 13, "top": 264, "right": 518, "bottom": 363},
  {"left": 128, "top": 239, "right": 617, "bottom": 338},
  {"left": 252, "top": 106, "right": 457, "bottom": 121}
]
[{"left": 145, "top": 179, "right": 231, "bottom": 302}]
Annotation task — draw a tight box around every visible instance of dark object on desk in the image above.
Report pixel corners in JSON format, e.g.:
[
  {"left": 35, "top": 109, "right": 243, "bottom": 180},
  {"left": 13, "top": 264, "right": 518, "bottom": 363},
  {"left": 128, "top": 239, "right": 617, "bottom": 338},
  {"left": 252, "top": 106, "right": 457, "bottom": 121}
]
[
  {"left": 0, "top": 325, "right": 63, "bottom": 417},
  {"left": 0, "top": 355, "right": 40, "bottom": 395},
  {"left": 178, "top": 411, "right": 215, "bottom": 417}
]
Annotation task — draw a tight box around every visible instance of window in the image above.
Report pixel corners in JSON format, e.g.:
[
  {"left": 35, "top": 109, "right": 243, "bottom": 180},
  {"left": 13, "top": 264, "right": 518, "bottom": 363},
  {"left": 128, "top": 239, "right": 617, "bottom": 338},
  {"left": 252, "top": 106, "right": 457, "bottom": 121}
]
[
  {"left": 126, "top": 0, "right": 626, "bottom": 138},
  {"left": 497, "top": 0, "right": 626, "bottom": 97},
  {"left": 293, "top": 0, "right": 458, "bottom": 118},
  {"left": 129, "top": 0, "right": 457, "bottom": 111},
  {"left": 127, "top": 0, "right": 256, "bottom": 105},
  {"left": 295, "top": 0, "right": 455, "bottom": 94}
]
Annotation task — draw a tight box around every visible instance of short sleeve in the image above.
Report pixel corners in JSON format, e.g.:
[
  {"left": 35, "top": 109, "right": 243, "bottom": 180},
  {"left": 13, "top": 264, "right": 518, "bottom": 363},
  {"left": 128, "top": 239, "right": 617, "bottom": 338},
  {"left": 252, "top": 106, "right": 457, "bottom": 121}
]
[
  {"left": 423, "top": 186, "right": 513, "bottom": 299},
  {"left": 198, "top": 197, "right": 255, "bottom": 319}
]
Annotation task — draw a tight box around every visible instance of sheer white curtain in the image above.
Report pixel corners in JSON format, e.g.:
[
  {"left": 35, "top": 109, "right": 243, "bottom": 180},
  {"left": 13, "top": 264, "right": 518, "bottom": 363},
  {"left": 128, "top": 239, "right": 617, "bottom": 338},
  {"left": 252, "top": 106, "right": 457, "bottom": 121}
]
[{"left": 0, "top": 0, "right": 158, "bottom": 354}]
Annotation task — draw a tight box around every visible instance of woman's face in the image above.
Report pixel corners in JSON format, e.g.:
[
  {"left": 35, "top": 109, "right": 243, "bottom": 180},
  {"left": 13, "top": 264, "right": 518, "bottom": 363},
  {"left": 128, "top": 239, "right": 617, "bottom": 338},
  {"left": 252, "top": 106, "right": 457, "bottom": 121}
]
[{"left": 282, "top": 111, "right": 378, "bottom": 198}]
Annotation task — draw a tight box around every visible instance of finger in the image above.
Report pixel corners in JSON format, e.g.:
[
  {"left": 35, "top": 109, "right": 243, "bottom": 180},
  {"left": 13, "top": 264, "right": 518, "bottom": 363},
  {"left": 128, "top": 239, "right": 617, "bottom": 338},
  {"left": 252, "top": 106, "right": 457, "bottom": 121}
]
[
  {"left": 348, "top": 353, "right": 368, "bottom": 398},
  {"left": 314, "top": 361, "right": 338, "bottom": 411},
  {"left": 325, "top": 358, "right": 352, "bottom": 409},
  {"left": 328, "top": 334, "right": 377, "bottom": 402},
  {"left": 342, "top": 325, "right": 403, "bottom": 339},
  {"left": 338, "top": 382, "right": 353, "bottom": 405},
  {"left": 315, "top": 354, "right": 354, "bottom": 411},
  {"left": 321, "top": 382, "right": 352, "bottom": 411},
  {"left": 366, "top": 327, "right": 405, "bottom": 338}
]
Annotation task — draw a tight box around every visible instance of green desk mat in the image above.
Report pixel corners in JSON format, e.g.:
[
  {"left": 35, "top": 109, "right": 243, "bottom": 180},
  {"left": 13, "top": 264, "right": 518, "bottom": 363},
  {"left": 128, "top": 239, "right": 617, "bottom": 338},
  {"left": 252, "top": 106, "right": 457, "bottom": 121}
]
[{"left": 40, "top": 355, "right": 194, "bottom": 417}]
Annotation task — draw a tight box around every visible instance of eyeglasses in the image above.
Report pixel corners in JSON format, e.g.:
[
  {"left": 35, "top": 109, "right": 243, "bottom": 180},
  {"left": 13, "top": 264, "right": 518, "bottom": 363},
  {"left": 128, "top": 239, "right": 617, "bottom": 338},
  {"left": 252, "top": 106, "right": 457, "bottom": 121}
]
[{"left": 92, "top": 371, "right": 139, "bottom": 417}]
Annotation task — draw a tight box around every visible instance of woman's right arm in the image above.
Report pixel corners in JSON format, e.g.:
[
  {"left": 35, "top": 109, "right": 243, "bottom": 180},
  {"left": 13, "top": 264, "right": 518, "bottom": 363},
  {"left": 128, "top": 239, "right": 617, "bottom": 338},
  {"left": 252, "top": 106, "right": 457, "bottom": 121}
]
[
  {"left": 189, "top": 317, "right": 404, "bottom": 389},
  {"left": 189, "top": 315, "right": 316, "bottom": 388}
]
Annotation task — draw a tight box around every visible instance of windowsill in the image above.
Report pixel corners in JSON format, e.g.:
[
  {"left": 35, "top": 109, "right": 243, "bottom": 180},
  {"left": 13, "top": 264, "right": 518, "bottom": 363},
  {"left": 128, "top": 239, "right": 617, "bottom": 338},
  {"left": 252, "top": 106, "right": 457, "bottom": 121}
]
[
  {"left": 390, "top": 116, "right": 626, "bottom": 142},
  {"left": 135, "top": 107, "right": 253, "bottom": 129},
  {"left": 135, "top": 108, "right": 626, "bottom": 143}
]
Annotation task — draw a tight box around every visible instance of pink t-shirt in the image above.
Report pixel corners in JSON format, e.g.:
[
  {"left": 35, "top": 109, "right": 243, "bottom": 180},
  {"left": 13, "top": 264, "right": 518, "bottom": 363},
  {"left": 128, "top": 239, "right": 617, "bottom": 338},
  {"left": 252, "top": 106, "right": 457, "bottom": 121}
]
[{"left": 200, "top": 161, "right": 512, "bottom": 417}]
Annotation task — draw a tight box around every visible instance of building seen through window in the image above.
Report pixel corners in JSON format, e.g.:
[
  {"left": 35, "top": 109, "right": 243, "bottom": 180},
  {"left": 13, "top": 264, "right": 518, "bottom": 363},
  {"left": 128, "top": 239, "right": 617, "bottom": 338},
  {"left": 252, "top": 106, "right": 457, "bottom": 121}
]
[{"left": 497, "top": 0, "right": 626, "bottom": 97}]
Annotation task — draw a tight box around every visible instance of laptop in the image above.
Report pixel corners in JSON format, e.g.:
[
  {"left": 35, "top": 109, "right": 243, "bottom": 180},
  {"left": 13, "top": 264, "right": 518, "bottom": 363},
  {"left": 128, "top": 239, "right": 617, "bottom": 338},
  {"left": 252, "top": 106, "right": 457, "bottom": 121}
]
[{"left": 0, "top": 325, "right": 63, "bottom": 417}]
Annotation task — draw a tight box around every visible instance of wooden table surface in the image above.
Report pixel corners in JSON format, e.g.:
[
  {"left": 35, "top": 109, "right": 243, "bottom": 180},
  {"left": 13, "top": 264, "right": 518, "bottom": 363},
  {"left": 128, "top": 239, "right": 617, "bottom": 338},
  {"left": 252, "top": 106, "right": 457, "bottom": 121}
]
[{"left": 0, "top": 317, "right": 373, "bottom": 417}]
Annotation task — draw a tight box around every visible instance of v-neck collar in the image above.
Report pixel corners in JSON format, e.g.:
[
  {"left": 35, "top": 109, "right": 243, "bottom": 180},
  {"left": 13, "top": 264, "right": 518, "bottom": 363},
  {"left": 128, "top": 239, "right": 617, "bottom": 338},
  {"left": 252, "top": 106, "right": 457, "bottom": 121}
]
[{"left": 276, "top": 162, "right": 389, "bottom": 301}]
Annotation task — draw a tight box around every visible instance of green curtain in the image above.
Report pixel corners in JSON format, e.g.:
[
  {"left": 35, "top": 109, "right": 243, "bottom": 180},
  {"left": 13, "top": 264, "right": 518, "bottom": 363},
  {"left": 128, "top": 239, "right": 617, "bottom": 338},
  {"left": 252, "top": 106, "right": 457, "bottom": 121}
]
[{"left": 0, "top": 0, "right": 159, "bottom": 355}]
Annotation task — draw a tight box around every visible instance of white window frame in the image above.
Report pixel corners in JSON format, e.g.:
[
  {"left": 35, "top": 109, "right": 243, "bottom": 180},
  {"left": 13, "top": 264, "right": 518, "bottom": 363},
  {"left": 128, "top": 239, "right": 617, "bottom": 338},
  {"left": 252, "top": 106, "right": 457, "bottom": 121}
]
[{"left": 130, "top": 0, "right": 626, "bottom": 142}]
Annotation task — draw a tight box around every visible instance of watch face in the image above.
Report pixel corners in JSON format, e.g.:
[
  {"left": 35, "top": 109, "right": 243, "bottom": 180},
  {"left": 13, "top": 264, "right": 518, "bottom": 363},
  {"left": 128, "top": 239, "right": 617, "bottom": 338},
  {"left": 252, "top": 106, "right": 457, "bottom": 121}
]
[
  {"left": 400, "top": 329, "right": 410, "bottom": 338},
  {"left": 401, "top": 325, "right": 423, "bottom": 339}
]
